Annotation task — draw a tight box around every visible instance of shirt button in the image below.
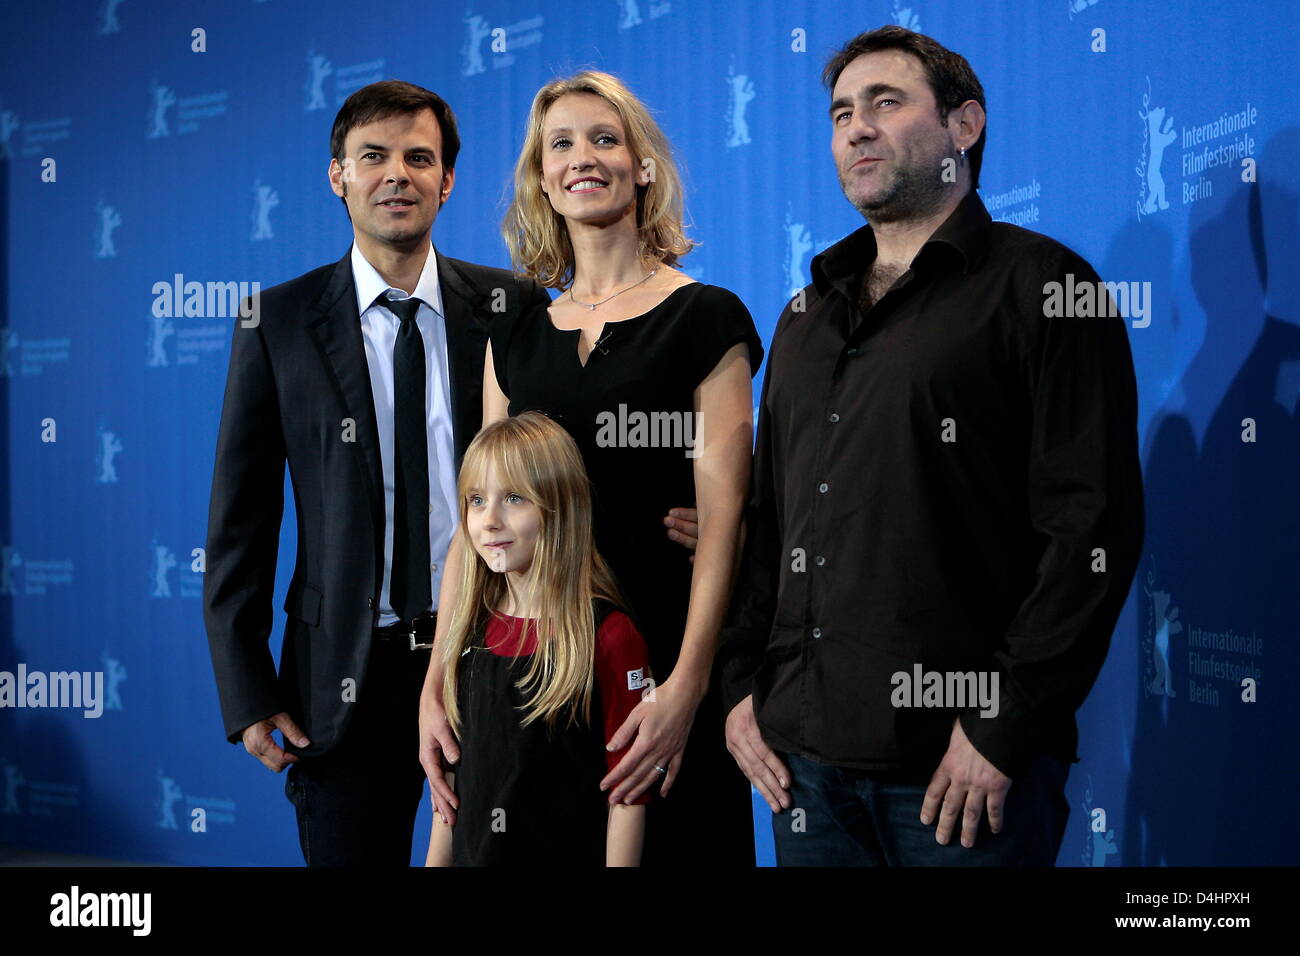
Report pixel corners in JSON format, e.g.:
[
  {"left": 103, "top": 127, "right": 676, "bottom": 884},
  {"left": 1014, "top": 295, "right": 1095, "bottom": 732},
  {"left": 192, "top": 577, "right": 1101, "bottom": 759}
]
[
  {"left": 818, "top": 482, "right": 828, "bottom": 493},
  {"left": 828, "top": 412, "right": 840, "bottom": 423},
  {"left": 812, "top": 627, "right": 822, "bottom": 639},
  {"left": 428, "top": 502, "right": 433, "bottom": 514},
  {"left": 431, "top": 563, "right": 439, "bottom": 573},
  {"left": 367, "top": 596, "right": 375, "bottom": 609},
  {"left": 815, "top": 555, "right": 825, "bottom": 566}
]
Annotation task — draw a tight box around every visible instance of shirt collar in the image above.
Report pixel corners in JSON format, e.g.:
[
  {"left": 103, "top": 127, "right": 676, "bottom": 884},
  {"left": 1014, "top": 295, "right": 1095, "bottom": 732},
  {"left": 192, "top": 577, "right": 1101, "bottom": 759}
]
[
  {"left": 812, "top": 188, "right": 993, "bottom": 294},
  {"left": 351, "top": 241, "right": 444, "bottom": 318}
]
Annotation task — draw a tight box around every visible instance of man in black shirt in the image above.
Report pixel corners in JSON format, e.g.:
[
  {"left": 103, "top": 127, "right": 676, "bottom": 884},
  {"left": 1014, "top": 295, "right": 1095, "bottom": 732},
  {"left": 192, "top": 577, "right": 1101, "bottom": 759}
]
[{"left": 719, "top": 26, "right": 1143, "bottom": 865}]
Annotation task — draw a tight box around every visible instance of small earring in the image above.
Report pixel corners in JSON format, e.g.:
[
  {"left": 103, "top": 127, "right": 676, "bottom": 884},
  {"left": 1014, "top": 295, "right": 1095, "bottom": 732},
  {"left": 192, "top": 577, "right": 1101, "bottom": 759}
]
[{"left": 959, "top": 147, "right": 968, "bottom": 163}]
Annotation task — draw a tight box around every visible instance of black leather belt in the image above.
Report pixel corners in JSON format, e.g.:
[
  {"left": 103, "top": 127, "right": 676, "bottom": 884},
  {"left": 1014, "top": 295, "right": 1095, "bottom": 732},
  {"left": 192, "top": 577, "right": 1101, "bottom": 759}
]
[{"left": 374, "top": 612, "right": 437, "bottom": 651}]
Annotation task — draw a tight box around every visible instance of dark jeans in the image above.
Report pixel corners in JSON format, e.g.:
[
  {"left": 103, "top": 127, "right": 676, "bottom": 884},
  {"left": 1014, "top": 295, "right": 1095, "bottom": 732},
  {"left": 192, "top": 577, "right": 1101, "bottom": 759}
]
[
  {"left": 283, "top": 639, "right": 428, "bottom": 866},
  {"left": 771, "top": 749, "right": 1070, "bottom": 866}
]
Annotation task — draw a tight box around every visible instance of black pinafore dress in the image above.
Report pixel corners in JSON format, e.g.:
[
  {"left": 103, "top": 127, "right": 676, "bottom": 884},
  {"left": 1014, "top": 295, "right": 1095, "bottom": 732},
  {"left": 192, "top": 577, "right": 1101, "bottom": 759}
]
[{"left": 450, "top": 601, "right": 616, "bottom": 867}]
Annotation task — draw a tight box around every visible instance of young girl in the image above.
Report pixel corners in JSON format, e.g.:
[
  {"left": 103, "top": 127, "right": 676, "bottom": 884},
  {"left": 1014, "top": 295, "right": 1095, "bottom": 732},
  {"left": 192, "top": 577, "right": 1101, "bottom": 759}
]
[{"left": 424, "top": 411, "right": 654, "bottom": 867}]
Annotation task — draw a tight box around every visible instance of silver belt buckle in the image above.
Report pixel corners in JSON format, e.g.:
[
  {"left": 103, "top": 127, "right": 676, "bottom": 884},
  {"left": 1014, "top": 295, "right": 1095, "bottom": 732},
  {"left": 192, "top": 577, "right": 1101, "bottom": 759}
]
[{"left": 408, "top": 614, "right": 435, "bottom": 651}]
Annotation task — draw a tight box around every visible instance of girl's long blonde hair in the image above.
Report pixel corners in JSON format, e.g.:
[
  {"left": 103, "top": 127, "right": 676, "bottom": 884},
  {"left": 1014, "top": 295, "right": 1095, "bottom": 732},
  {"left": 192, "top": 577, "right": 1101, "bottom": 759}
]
[
  {"left": 440, "top": 412, "right": 626, "bottom": 734},
  {"left": 502, "top": 70, "right": 695, "bottom": 289}
]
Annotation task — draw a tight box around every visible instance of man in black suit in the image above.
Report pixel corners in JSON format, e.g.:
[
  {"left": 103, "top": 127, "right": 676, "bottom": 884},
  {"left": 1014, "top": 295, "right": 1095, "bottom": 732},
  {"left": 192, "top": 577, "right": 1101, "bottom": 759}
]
[{"left": 202, "top": 80, "right": 551, "bottom": 865}]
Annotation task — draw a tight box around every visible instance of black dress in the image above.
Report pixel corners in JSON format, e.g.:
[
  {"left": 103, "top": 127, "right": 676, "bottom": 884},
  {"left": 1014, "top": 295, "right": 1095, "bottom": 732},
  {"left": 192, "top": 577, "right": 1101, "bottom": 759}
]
[
  {"left": 489, "top": 281, "right": 764, "bottom": 866},
  {"left": 451, "top": 600, "right": 617, "bottom": 866}
]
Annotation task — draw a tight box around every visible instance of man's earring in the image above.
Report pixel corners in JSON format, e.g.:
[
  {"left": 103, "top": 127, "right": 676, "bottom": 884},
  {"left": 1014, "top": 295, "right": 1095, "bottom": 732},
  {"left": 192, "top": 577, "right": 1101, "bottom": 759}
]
[{"left": 959, "top": 147, "right": 968, "bottom": 164}]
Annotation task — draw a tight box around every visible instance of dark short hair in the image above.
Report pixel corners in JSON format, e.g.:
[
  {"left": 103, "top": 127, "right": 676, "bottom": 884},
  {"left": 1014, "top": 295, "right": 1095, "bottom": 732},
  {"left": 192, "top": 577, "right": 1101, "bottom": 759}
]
[
  {"left": 330, "top": 80, "right": 461, "bottom": 210},
  {"left": 823, "top": 26, "right": 986, "bottom": 190}
]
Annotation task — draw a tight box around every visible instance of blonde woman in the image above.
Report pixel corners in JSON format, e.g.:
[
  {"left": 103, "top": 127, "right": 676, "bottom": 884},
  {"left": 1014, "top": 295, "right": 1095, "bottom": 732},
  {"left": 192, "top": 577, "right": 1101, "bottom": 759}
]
[
  {"left": 425, "top": 412, "right": 652, "bottom": 866},
  {"left": 429, "top": 70, "right": 761, "bottom": 867}
]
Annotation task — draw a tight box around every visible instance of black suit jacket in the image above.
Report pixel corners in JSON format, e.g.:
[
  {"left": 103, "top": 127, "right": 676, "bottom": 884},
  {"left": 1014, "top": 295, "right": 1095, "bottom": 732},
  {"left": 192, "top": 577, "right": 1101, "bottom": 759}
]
[{"left": 203, "top": 247, "right": 550, "bottom": 754}]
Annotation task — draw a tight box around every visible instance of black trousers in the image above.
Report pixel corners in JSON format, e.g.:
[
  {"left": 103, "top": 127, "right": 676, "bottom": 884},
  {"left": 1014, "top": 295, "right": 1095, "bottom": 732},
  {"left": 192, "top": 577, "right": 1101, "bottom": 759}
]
[{"left": 283, "top": 638, "right": 429, "bottom": 866}]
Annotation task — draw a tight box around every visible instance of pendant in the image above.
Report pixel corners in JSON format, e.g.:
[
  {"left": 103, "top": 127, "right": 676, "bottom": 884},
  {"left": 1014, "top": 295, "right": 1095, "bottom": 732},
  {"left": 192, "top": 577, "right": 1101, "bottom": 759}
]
[{"left": 586, "top": 303, "right": 596, "bottom": 311}]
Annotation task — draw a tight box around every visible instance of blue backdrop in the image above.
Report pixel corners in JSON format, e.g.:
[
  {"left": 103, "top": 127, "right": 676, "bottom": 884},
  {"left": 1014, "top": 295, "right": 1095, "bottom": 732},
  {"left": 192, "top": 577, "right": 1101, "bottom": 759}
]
[{"left": 1, "top": 0, "right": 1296, "bottom": 867}]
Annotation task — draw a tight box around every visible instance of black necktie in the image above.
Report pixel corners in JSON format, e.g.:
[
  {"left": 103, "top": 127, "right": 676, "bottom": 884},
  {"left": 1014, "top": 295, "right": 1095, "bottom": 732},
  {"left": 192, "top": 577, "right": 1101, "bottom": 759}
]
[{"left": 384, "top": 295, "right": 431, "bottom": 623}]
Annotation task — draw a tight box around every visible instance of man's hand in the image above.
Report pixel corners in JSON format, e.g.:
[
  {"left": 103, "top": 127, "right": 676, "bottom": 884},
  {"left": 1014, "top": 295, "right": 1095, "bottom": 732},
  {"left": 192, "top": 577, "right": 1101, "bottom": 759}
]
[
  {"left": 241, "top": 713, "right": 309, "bottom": 772},
  {"left": 724, "top": 695, "right": 790, "bottom": 813},
  {"left": 419, "top": 684, "right": 461, "bottom": 825},
  {"left": 920, "top": 717, "right": 1012, "bottom": 848},
  {"left": 663, "top": 507, "right": 698, "bottom": 561}
]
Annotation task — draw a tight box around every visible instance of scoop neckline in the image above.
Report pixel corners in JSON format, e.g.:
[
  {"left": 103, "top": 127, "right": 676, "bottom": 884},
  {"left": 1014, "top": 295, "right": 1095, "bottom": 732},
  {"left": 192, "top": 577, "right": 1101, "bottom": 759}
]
[{"left": 545, "top": 281, "right": 699, "bottom": 334}]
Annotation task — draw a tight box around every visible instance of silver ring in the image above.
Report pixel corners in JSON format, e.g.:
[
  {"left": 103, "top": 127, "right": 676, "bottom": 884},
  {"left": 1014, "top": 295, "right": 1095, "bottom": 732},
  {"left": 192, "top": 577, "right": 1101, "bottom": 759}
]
[{"left": 654, "top": 765, "right": 667, "bottom": 775}]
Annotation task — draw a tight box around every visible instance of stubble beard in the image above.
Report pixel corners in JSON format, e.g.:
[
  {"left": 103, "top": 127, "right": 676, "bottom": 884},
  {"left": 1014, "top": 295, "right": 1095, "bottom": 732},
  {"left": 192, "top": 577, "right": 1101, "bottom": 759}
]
[{"left": 845, "top": 146, "right": 955, "bottom": 225}]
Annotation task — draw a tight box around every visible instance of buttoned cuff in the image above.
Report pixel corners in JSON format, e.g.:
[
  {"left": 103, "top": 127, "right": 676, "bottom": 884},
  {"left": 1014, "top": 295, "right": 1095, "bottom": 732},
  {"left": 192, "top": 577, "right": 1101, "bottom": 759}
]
[{"left": 957, "top": 692, "right": 1036, "bottom": 781}]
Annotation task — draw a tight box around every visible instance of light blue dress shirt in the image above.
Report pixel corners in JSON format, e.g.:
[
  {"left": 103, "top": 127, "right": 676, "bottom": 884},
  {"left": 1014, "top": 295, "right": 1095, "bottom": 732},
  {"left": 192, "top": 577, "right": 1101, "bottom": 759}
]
[{"left": 351, "top": 242, "right": 457, "bottom": 625}]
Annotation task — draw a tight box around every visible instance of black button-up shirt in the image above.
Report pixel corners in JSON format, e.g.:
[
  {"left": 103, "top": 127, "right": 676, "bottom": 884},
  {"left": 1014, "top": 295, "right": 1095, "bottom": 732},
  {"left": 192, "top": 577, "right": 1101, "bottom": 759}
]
[{"left": 719, "top": 189, "right": 1144, "bottom": 780}]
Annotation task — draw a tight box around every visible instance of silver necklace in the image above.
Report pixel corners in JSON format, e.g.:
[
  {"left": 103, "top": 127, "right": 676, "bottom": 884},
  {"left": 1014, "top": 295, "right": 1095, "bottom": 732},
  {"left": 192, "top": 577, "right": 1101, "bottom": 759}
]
[{"left": 568, "top": 268, "right": 659, "bottom": 311}]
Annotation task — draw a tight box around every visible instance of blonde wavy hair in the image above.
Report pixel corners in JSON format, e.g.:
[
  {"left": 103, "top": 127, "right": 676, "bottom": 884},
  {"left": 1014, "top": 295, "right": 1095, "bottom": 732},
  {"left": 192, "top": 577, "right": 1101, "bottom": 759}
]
[
  {"left": 502, "top": 70, "right": 695, "bottom": 289},
  {"left": 440, "top": 412, "right": 627, "bottom": 734}
]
